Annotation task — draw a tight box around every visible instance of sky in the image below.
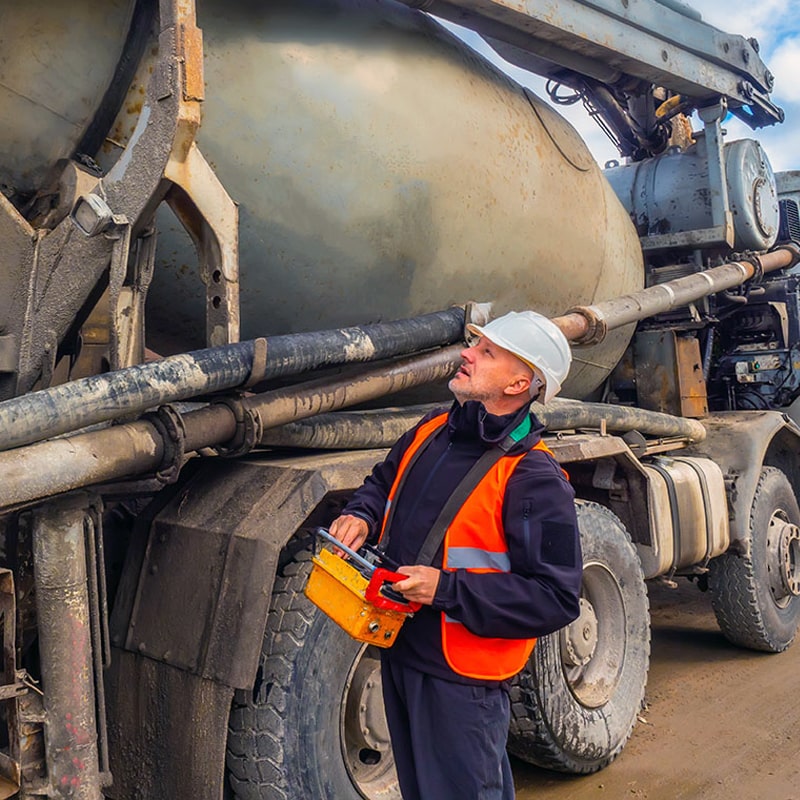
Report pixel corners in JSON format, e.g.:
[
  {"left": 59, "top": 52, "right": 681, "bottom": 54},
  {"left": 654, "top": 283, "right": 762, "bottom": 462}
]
[{"left": 443, "top": 0, "right": 800, "bottom": 174}]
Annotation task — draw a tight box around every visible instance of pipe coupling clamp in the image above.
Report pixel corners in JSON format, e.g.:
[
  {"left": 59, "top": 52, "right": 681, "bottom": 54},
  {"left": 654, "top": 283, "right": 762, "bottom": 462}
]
[
  {"left": 244, "top": 338, "right": 268, "bottom": 389},
  {"left": 563, "top": 306, "right": 608, "bottom": 346},
  {"left": 144, "top": 405, "right": 187, "bottom": 484},
  {"left": 734, "top": 251, "right": 764, "bottom": 284},
  {"left": 212, "top": 396, "right": 263, "bottom": 458}
]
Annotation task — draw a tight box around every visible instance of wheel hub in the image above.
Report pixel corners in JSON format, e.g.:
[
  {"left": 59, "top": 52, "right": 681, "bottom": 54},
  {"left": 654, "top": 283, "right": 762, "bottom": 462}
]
[
  {"left": 342, "top": 647, "right": 395, "bottom": 791},
  {"left": 560, "top": 597, "right": 598, "bottom": 667},
  {"left": 354, "top": 669, "right": 390, "bottom": 752},
  {"left": 560, "top": 561, "right": 626, "bottom": 709},
  {"left": 767, "top": 513, "right": 800, "bottom": 602},
  {"left": 767, "top": 515, "right": 800, "bottom": 600}
]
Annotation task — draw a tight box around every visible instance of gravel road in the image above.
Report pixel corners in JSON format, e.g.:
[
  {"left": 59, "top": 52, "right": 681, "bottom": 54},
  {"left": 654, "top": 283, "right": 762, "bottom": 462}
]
[{"left": 514, "top": 579, "right": 800, "bottom": 800}]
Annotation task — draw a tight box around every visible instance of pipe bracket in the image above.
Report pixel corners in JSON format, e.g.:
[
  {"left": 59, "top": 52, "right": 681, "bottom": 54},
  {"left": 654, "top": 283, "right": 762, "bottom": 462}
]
[
  {"left": 734, "top": 251, "right": 764, "bottom": 284},
  {"left": 243, "top": 338, "right": 268, "bottom": 388},
  {"left": 463, "top": 301, "right": 492, "bottom": 331},
  {"left": 212, "top": 397, "right": 263, "bottom": 458},
  {"left": 144, "top": 405, "right": 187, "bottom": 484}
]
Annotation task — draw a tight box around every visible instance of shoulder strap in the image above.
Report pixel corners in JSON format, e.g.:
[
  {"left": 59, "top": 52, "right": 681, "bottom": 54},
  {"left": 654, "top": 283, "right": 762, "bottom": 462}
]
[
  {"left": 415, "top": 447, "right": 506, "bottom": 566},
  {"left": 415, "top": 416, "right": 530, "bottom": 566}
]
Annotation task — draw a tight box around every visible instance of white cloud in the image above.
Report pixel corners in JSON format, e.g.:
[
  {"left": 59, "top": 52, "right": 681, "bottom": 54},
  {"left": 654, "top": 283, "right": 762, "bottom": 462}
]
[
  {"left": 690, "top": 0, "right": 798, "bottom": 51},
  {"left": 770, "top": 36, "right": 800, "bottom": 104}
]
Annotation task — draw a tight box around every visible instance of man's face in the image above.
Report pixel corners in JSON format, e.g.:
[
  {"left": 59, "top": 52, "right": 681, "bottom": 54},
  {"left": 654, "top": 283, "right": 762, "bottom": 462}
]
[{"left": 448, "top": 336, "right": 532, "bottom": 406}]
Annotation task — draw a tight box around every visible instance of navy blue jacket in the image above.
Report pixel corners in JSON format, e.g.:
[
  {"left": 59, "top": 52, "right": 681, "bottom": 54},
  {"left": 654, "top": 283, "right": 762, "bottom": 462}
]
[{"left": 343, "top": 400, "right": 583, "bottom": 686}]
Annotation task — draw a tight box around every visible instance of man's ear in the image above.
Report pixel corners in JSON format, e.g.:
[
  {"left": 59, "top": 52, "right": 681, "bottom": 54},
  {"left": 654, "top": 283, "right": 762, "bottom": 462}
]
[{"left": 504, "top": 374, "right": 532, "bottom": 398}]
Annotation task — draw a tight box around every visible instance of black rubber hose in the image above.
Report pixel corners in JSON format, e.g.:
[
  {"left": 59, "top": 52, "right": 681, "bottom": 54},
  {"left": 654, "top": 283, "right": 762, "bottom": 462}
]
[
  {"left": 0, "top": 308, "right": 465, "bottom": 451},
  {"left": 534, "top": 399, "right": 706, "bottom": 441},
  {"left": 261, "top": 405, "right": 443, "bottom": 449},
  {"left": 260, "top": 397, "right": 707, "bottom": 449},
  {"left": 253, "top": 307, "right": 464, "bottom": 379},
  {"left": 0, "top": 348, "right": 463, "bottom": 510}
]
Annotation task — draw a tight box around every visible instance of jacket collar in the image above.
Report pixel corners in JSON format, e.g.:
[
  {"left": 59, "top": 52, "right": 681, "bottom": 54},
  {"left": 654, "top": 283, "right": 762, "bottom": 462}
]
[{"left": 446, "top": 400, "right": 544, "bottom": 453}]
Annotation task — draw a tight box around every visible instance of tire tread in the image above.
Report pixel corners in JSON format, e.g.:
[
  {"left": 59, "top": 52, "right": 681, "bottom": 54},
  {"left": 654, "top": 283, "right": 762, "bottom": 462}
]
[
  {"left": 709, "top": 466, "right": 800, "bottom": 653},
  {"left": 226, "top": 551, "right": 313, "bottom": 798},
  {"left": 508, "top": 501, "right": 650, "bottom": 774}
]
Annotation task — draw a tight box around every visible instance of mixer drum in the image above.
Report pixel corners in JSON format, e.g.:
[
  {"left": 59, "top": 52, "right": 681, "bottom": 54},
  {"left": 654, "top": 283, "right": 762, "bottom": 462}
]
[{"left": 1, "top": 0, "right": 644, "bottom": 398}]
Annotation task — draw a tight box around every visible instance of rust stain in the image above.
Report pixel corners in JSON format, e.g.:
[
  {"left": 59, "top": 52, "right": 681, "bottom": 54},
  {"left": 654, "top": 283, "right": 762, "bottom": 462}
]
[{"left": 180, "top": 24, "right": 205, "bottom": 102}]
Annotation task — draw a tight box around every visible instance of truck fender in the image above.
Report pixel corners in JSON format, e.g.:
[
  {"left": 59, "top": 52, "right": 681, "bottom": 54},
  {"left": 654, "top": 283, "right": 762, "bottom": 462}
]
[
  {"left": 685, "top": 411, "right": 800, "bottom": 553},
  {"left": 106, "top": 449, "right": 385, "bottom": 799}
]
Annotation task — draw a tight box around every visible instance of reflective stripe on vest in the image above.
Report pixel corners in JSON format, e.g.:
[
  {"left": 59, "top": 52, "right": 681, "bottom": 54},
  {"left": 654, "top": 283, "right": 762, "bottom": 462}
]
[
  {"left": 380, "top": 413, "right": 559, "bottom": 681},
  {"left": 446, "top": 547, "right": 511, "bottom": 571}
]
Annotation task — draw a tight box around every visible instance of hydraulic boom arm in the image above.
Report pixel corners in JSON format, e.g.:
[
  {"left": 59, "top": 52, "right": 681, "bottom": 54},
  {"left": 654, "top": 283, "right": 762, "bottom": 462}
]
[{"left": 403, "top": 0, "right": 783, "bottom": 156}]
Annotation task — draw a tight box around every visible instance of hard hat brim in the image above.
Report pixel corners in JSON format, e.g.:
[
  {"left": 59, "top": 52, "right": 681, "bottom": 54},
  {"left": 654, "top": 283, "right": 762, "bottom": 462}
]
[{"left": 466, "top": 323, "right": 537, "bottom": 371}]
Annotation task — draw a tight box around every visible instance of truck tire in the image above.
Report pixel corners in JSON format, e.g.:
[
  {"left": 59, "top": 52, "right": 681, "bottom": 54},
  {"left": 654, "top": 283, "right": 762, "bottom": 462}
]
[
  {"left": 709, "top": 466, "right": 800, "bottom": 653},
  {"left": 507, "top": 501, "right": 650, "bottom": 773},
  {"left": 226, "top": 550, "right": 401, "bottom": 800}
]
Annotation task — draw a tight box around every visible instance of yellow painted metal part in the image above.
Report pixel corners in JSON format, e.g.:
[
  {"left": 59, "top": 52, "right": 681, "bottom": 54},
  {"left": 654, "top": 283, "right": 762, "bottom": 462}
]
[{"left": 304, "top": 549, "right": 409, "bottom": 649}]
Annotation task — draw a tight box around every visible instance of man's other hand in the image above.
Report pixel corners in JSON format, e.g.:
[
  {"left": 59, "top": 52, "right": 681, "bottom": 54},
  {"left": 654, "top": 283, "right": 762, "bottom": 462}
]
[{"left": 328, "top": 514, "right": 370, "bottom": 557}]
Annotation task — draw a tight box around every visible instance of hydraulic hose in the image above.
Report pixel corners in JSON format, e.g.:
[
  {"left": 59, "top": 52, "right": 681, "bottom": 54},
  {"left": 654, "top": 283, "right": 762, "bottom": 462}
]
[
  {"left": 0, "top": 308, "right": 466, "bottom": 452},
  {"left": 259, "top": 396, "right": 707, "bottom": 449},
  {"left": 533, "top": 398, "right": 707, "bottom": 442},
  {"left": 260, "top": 405, "right": 444, "bottom": 449}
]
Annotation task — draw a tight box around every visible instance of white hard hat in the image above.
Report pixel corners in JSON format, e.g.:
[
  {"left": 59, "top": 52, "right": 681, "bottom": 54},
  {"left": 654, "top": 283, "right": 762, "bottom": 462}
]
[{"left": 466, "top": 310, "right": 572, "bottom": 403}]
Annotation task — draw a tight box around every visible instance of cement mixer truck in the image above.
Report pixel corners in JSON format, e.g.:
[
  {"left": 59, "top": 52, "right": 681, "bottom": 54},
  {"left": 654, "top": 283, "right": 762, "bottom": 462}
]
[{"left": 1, "top": 0, "right": 799, "bottom": 798}]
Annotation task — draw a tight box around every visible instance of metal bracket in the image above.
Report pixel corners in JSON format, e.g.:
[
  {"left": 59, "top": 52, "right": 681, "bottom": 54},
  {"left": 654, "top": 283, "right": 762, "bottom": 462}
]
[
  {"left": 243, "top": 338, "right": 268, "bottom": 388},
  {"left": 0, "top": 569, "right": 29, "bottom": 800},
  {"left": 103, "top": 213, "right": 134, "bottom": 372},
  {"left": 463, "top": 302, "right": 493, "bottom": 344},
  {"left": 143, "top": 405, "right": 187, "bottom": 484},
  {"left": 699, "top": 100, "right": 734, "bottom": 244},
  {"left": 0, "top": 336, "right": 18, "bottom": 375},
  {"left": 211, "top": 397, "right": 263, "bottom": 458},
  {"left": 734, "top": 252, "right": 764, "bottom": 285},
  {"left": 111, "top": 225, "right": 157, "bottom": 370},
  {"left": 164, "top": 142, "right": 240, "bottom": 348}
]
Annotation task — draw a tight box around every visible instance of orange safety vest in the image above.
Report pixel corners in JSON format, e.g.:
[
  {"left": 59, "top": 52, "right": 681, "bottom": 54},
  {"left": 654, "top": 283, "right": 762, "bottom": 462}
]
[{"left": 379, "top": 412, "right": 559, "bottom": 681}]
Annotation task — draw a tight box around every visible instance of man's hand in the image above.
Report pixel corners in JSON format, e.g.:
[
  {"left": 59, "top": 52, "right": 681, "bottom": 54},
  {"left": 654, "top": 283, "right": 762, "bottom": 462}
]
[
  {"left": 328, "top": 514, "right": 370, "bottom": 557},
  {"left": 392, "top": 565, "right": 441, "bottom": 606}
]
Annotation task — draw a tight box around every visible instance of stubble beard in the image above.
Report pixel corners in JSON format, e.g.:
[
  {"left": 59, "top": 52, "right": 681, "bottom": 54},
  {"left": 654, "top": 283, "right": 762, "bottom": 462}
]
[{"left": 448, "top": 375, "right": 493, "bottom": 406}]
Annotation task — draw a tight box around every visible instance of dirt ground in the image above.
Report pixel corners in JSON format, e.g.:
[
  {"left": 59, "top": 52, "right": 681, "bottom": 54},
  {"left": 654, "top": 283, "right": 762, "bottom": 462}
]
[{"left": 513, "top": 579, "right": 800, "bottom": 800}]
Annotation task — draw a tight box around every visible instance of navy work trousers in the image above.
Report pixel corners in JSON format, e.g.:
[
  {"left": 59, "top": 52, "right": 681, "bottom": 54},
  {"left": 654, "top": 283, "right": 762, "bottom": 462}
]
[{"left": 381, "top": 656, "right": 515, "bottom": 800}]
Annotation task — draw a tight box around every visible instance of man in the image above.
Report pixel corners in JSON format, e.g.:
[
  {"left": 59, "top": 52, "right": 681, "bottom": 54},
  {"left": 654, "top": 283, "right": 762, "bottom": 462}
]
[{"left": 329, "top": 310, "right": 582, "bottom": 800}]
